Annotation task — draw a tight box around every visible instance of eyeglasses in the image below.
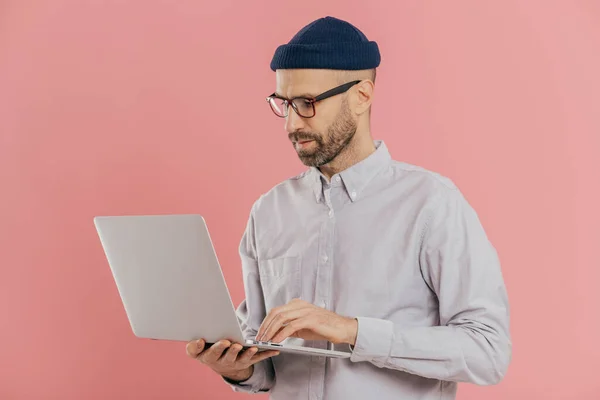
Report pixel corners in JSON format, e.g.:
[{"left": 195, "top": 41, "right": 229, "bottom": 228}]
[{"left": 266, "top": 80, "right": 362, "bottom": 118}]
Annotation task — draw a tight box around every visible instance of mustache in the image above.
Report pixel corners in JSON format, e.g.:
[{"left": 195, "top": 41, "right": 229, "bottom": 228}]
[{"left": 289, "top": 131, "right": 321, "bottom": 142}]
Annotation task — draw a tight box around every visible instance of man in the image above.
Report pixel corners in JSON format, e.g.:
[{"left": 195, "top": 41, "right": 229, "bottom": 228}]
[{"left": 186, "top": 16, "right": 512, "bottom": 399}]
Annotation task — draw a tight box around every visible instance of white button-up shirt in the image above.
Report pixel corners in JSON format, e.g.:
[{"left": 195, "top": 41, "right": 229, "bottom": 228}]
[{"left": 224, "top": 140, "right": 511, "bottom": 399}]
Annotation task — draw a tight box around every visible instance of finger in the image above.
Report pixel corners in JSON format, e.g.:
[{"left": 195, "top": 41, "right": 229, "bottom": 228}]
[
  {"left": 250, "top": 350, "right": 280, "bottom": 364},
  {"left": 262, "top": 303, "right": 314, "bottom": 339},
  {"left": 260, "top": 308, "right": 312, "bottom": 343},
  {"left": 256, "top": 299, "right": 307, "bottom": 340},
  {"left": 200, "top": 340, "right": 231, "bottom": 364},
  {"left": 271, "top": 316, "right": 315, "bottom": 343},
  {"left": 186, "top": 339, "right": 205, "bottom": 358},
  {"left": 221, "top": 343, "right": 244, "bottom": 365},
  {"left": 256, "top": 307, "right": 283, "bottom": 341},
  {"left": 257, "top": 300, "right": 311, "bottom": 341},
  {"left": 237, "top": 346, "right": 259, "bottom": 363}
]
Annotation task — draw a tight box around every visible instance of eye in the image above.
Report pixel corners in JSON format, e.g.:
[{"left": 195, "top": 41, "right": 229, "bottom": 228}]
[
  {"left": 290, "top": 98, "right": 315, "bottom": 117},
  {"left": 298, "top": 99, "right": 312, "bottom": 109}
]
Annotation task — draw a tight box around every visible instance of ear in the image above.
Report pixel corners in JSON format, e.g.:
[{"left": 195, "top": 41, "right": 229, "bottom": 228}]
[{"left": 353, "top": 80, "right": 374, "bottom": 116}]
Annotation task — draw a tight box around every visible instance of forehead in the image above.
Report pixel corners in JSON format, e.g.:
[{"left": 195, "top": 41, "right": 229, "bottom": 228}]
[{"left": 275, "top": 69, "right": 338, "bottom": 98}]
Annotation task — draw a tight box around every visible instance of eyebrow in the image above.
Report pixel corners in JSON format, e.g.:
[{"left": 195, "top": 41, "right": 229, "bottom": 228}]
[{"left": 273, "top": 92, "right": 317, "bottom": 100}]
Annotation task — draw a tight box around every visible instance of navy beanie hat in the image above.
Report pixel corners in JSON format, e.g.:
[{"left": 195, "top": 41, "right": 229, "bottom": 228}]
[{"left": 270, "top": 16, "right": 381, "bottom": 71}]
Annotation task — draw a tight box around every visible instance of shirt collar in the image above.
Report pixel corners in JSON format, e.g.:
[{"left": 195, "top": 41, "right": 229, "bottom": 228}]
[{"left": 311, "top": 140, "right": 392, "bottom": 203}]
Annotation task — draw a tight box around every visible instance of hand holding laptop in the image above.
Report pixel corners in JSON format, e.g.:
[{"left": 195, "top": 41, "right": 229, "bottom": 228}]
[
  {"left": 186, "top": 338, "right": 280, "bottom": 383},
  {"left": 185, "top": 297, "right": 357, "bottom": 382}
]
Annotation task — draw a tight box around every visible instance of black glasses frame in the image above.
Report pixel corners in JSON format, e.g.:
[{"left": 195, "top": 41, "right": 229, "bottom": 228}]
[{"left": 266, "top": 80, "right": 362, "bottom": 118}]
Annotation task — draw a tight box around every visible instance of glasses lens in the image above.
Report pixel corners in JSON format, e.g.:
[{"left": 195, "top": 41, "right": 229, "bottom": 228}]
[
  {"left": 292, "top": 98, "right": 315, "bottom": 117},
  {"left": 268, "top": 97, "right": 287, "bottom": 117}
]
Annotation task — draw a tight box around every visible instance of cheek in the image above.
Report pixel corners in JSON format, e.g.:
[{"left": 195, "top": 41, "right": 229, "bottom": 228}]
[
  {"left": 319, "top": 106, "right": 344, "bottom": 133},
  {"left": 306, "top": 118, "right": 331, "bottom": 137}
]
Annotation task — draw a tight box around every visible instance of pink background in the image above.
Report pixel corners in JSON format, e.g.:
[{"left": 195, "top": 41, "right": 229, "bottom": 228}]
[{"left": 1, "top": 1, "right": 599, "bottom": 399}]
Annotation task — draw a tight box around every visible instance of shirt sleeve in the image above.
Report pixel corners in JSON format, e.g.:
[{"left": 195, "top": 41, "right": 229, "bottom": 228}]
[
  {"left": 222, "top": 200, "right": 276, "bottom": 393},
  {"left": 349, "top": 185, "right": 512, "bottom": 386}
]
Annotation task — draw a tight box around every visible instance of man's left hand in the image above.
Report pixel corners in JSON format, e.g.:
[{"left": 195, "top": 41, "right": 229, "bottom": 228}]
[{"left": 255, "top": 299, "right": 358, "bottom": 345}]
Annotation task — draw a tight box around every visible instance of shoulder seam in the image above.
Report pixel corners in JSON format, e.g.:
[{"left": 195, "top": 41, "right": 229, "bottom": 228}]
[{"left": 390, "top": 160, "right": 458, "bottom": 191}]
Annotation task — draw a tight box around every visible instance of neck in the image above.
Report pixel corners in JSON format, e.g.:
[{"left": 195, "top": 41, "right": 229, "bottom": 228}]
[{"left": 319, "top": 131, "right": 376, "bottom": 180}]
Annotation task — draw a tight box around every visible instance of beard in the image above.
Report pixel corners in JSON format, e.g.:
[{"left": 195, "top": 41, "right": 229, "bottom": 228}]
[{"left": 288, "top": 99, "right": 357, "bottom": 168}]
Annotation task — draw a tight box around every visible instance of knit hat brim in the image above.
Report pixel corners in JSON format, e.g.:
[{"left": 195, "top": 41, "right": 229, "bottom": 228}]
[{"left": 270, "top": 41, "right": 381, "bottom": 71}]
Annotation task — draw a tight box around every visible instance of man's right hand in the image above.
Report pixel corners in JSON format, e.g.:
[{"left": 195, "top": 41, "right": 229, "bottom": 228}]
[{"left": 186, "top": 339, "right": 280, "bottom": 382}]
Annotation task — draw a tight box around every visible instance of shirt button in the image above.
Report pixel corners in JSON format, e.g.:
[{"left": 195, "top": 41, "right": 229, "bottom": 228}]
[
  {"left": 335, "top": 176, "right": 341, "bottom": 183},
  {"left": 322, "top": 255, "right": 328, "bottom": 262},
  {"left": 351, "top": 191, "right": 357, "bottom": 198},
  {"left": 318, "top": 300, "right": 326, "bottom": 308}
]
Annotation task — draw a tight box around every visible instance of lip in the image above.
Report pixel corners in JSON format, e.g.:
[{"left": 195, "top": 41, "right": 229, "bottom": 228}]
[{"left": 296, "top": 140, "right": 315, "bottom": 149}]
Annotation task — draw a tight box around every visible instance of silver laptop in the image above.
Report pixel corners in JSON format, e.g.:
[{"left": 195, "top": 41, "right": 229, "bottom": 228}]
[{"left": 93, "top": 214, "right": 351, "bottom": 358}]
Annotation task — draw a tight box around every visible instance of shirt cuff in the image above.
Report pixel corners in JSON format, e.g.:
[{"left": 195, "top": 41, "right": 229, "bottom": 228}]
[
  {"left": 350, "top": 317, "right": 394, "bottom": 367},
  {"left": 222, "top": 360, "right": 271, "bottom": 394}
]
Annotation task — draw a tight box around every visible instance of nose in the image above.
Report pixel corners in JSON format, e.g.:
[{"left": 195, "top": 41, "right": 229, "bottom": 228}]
[{"left": 284, "top": 105, "right": 305, "bottom": 134}]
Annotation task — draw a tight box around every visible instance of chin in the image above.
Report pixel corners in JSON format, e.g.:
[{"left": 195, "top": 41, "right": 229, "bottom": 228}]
[
  {"left": 298, "top": 158, "right": 315, "bottom": 167},
  {"left": 298, "top": 156, "right": 318, "bottom": 167}
]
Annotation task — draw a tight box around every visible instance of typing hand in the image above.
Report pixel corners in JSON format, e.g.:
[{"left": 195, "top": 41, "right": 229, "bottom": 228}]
[{"left": 255, "top": 299, "right": 358, "bottom": 345}]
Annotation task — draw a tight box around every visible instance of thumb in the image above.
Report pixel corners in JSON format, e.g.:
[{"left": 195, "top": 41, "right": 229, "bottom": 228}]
[{"left": 186, "top": 339, "right": 206, "bottom": 358}]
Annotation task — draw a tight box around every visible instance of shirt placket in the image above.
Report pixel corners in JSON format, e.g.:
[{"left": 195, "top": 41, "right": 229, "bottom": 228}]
[
  {"left": 317, "top": 181, "right": 335, "bottom": 311},
  {"left": 308, "top": 180, "right": 336, "bottom": 400}
]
